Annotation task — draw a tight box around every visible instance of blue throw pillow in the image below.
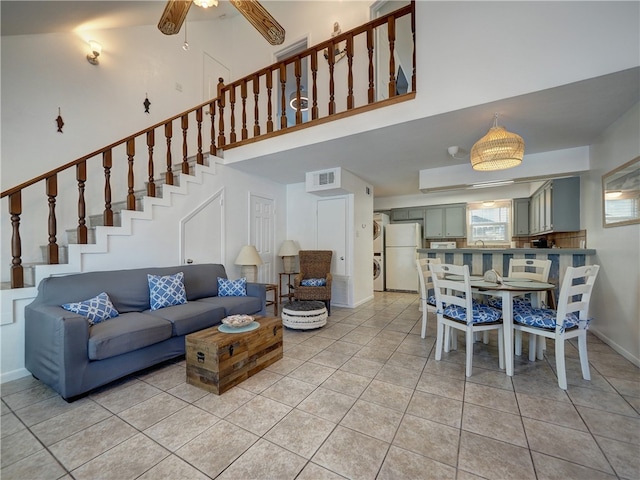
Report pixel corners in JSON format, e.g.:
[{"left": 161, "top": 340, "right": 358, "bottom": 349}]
[
  {"left": 218, "top": 277, "right": 247, "bottom": 297},
  {"left": 148, "top": 272, "right": 187, "bottom": 311},
  {"left": 62, "top": 292, "right": 119, "bottom": 326},
  {"left": 301, "top": 278, "right": 327, "bottom": 287}
]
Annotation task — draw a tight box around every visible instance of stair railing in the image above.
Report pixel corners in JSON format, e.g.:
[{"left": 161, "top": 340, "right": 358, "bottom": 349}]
[{"left": 1, "top": 2, "right": 415, "bottom": 289}]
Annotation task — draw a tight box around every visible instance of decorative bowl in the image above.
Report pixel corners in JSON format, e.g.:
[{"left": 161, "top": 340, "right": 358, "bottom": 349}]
[{"left": 222, "top": 314, "right": 254, "bottom": 328}]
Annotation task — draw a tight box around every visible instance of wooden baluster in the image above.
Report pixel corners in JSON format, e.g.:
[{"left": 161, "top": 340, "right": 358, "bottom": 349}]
[
  {"left": 217, "top": 78, "right": 226, "bottom": 148},
  {"left": 266, "top": 70, "right": 274, "bottom": 133},
  {"left": 209, "top": 101, "right": 216, "bottom": 155},
  {"left": 181, "top": 114, "right": 189, "bottom": 174},
  {"left": 328, "top": 40, "right": 336, "bottom": 115},
  {"left": 294, "top": 57, "right": 302, "bottom": 125},
  {"left": 165, "top": 121, "right": 174, "bottom": 186},
  {"left": 46, "top": 175, "right": 59, "bottom": 264},
  {"left": 76, "top": 161, "right": 87, "bottom": 244},
  {"left": 103, "top": 150, "right": 114, "bottom": 226},
  {"left": 196, "top": 107, "right": 204, "bottom": 164},
  {"left": 229, "top": 85, "right": 237, "bottom": 143},
  {"left": 411, "top": 0, "right": 416, "bottom": 92},
  {"left": 126, "top": 139, "right": 136, "bottom": 211},
  {"left": 367, "top": 27, "right": 375, "bottom": 103},
  {"left": 279, "top": 64, "right": 287, "bottom": 129},
  {"left": 241, "top": 80, "right": 248, "bottom": 140},
  {"left": 347, "top": 34, "right": 354, "bottom": 110},
  {"left": 311, "top": 53, "right": 318, "bottom": 120},
  {"left": 253, "top": 74, "right": 261, "bottom": 137},
  {"left": 146, "top": 132, "right": 156, "bottom": 198},
  {"left": 9, "top": 191, "right": 23, "bottom": 288},
  {"left": 388, "top": 15, "right": 396, "bottom": 98}
]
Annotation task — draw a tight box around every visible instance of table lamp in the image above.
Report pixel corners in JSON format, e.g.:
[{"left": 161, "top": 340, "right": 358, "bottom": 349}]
[
  {"left": 234, "top": 245, "right": 263, "bottom": 282},
  {"left": 278, "top": 240, "right": 299, "bottom": 273}
]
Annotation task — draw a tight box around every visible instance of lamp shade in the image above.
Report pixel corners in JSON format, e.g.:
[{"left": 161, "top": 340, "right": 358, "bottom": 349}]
[
  {"left": 234, "top": 245, "right": 263, "bottom": 266},
  {"left": 470, "top": 114, "right": 525, "bottom": 171},
  {"left": 278, "top": 240, "right": 299, "bottom": 257}
]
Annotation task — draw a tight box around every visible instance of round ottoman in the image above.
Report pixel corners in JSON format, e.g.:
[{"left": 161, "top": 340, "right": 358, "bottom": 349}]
[{"left": 282, "top": 301, "right": 328, "bottom": 330}]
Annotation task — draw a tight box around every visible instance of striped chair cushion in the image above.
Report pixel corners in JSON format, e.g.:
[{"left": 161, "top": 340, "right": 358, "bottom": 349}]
[
  {"left": 443, "top": 303, "right": 502, "bottom": 324},
  {"left": 514, "top": 307, "right": 580, "bottom": 330},
  {"left": 488, "top": 296, "right": 531, "bottom": 310}
]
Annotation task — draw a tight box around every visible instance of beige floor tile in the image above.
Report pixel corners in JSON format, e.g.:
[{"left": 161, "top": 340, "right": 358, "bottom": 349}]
[
  {"left": 464, "top": 382, "right": 519, "bottom": 414},
  {"left": 360, "top": 379, "right": 413, "bottom": 412},
  {"left": 288, "top": 362, "right": 336, "bottom": 386},
  {"left": 0, "top": 448, "right": 66, "bottom": 480},
  {"left": 517, "top": 391, "right": 588, "bottom": 431},
  {"left": 309, "top": 349, "right": 352, "bottom": 369},
  {"left": 48, "top": 416, "right": 137, "bottom": 470},
  {"left": 462, "top": 402, "right": 527, "bottom": 446},
  {"left": 312, "top": 425, "right": 389, "bottom": 480},
  {"left": 377, "top": 445, "right": 456, "bottom": 480},
  {"left": 595, "top": 435, "right": 640, "bottom": 479},
  {"left": 261, "top": 376, "right": 317, "bottom": 406},
  {"left": 323, "top": 340, "right": 363, "bottom": 357},
  {"left": 225, "top": 395, "right": 291, "bottom": 435},
  {"left": 523, "top": 417, "right": 614, "bottom": 474},
  {"left": 568, "top": 385, "right": 640, "bottom": 416},
  {"left": 406, "top": 390, "right": 463, "bottom": 428},
  {"left": 2, "top": 383, "right": 58, "bottom": 411},
  {"left": 458, "top": 431, "right": 536, "bottom": 479},
  {"left": 176, "top": 420, "right": 258, "bottom": 478},
  {"left": 466, "top": 367, "right": 514, "bottom": 391},
  {"left": 1, "top": 400, "right": 10, "bottom": 415},
  {"left": 375, "top": 364, "right": 421, "bottom": 389},
  {"left": 339, "top": 357, "right": 384, "bottom": 378},
  {"left": 165, "top": 382, "right": 209, "bottom": 403},
  {"left": 0, "top": 412, "right": 25, "bottom": 438},
  {"left": 265, "top": 356, "right": 305, "bottom": 375},
  {"left": 285, "top": 343, "right": 326, "bottom": 361},
  {"left": 30, "top": 402, "right": 112, "bottom": 446},
  {"left": 90, "top": 380, "right": 163, "bottom": 414},
  {"left": 14, "top": 395, "right": 94, "bottom": 427},
  {"left": 216, "top": 438, "right": 306, "bottom": 480},
  {"left": 531, "top": 451, "right": 617, "bottom": 480},
  {"left": 455, "top": 469, "right": 487, "bottom": 480},
  {"left": 512, "top": 374, "right": 571, "bottom": 403},
  {"left": 301, "top": 335, "right": 336, "bottom": 351},
  {"left": 71, "top": 433, "right": 169, "bottom": 480},
  {"left": 0, "top": 376, "right": 43, "bottom": 398},
  {"left": 1, "top": 428, "right": 43, "bottom": 468},
  {"left": 144, "top": 405, "right": 219, "bottom": 451},
  {"left": 264, "top": 408, "right": 336, "bottom": 459},
  {"left": 137, "top": 364, "right": 188, "bottom": 391},
  {"left": 118, "top": 392, "right": 188, "bottom": 430},
  {"left": 315, "top": 323, "right": 357, "bottom": 340},
  {"left": 321, "top": 370, "right": 372, "bottom": 398},
  {"left": 340, "top": 399, "right": 402, "bottom": 442},
  {"left": 396, "top": 337, "right": 435, "bottom": 358},
  {"left": 577, "top": 405, "right": 640, "bottom": 444},
  {"left": 387, "top": 351, "right": 428, "bottom": 371},
  {"left": 607, "top": 376, "right": 640, "bottom": 398},
  {"left": 625, "top": 394, "right": 640, "bottom": 415},
  {"left": 354, "top": 345, "right": 395, "bottom": 363},
  {"left": 296, "top": 461, "right": 347, "bottom": 479},
  {"left": 393, "top": 414, "right": 459, "bottom": 467},
  {"left": 422, "top": 359, "right": 466, "bottom": 380},
  {"left": 136, "top": 454, "right": 210, "bottom": 480},
  {"left": 416, "top": 372, "right": 465, "bottom": 401},
  {"left": 193, "top": 387, "right": 255, "bottom": 418},
  {"left": 297, "top": 387, "right": 356, "bottom": 423},
  {"left": 234, "top": 369, "right": 283, "bottom": 393}
]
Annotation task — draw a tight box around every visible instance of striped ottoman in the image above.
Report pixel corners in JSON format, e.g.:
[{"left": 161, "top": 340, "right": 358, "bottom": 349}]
[{"left": 281, "top": 301, "right": 328, "bottom": 330}]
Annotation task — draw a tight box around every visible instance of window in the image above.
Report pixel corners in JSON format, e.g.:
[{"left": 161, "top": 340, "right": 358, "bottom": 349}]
[{"left": 467, "top": 200, "right": 512, "bottom": 245}]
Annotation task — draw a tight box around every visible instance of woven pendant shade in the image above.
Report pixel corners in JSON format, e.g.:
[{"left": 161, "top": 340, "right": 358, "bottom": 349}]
[{"left": 470, "top": 115, "right": 525, "bottom": 171}]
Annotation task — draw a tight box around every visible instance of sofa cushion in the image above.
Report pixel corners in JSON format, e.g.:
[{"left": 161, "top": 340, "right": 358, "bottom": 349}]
[
  {"left": 88, "top": 312, "right": 172, "bottom": 360},
  {"left": 148, "top": 272, "right": 187, "bottom": 311},
  {"left": 217, "top": 277, "right": 247, "bottom": 297},
  {"left": 146, "top": 302, "right": 226, "bottom": 336},
  {"left": 197, "top": 296, "right": 263, "bottom": 316},
  {"left": 62, "top": 292, "right": 119, "bottom": 325}
]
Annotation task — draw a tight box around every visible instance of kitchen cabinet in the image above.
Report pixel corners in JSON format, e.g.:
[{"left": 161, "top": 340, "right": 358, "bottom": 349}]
[
  {"left": 391, "top": 207, "right": 424, "bottom": 222},
  {"left": 529, "top": 177, "right": 580, "bottom": 234},
  {"left": 425, "top": 204, "right": 466, "bottom": 238},
  {"left": 512, "top": 198, "right": 530, "bottom": 236}
]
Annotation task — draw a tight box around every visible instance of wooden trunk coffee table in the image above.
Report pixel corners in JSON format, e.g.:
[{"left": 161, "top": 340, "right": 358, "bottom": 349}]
[{"left": 186, "top": 316, "right": 283, "bottom": 395}]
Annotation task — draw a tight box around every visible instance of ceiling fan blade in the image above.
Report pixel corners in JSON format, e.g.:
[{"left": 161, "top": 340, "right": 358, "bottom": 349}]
[
  {"left": 229, "top": 0, "right": 285, "bottom": 45},
  {"left": 158, "top": 0, "right": 192, "bottom": 35}
]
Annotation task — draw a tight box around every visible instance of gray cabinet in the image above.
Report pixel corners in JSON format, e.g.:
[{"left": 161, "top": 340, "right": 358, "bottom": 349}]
[
  {"left": 530, "top": 177, "right": 580, "bottom": 234},
  {"left": 391, "top": 207, "right": 424, "bottom": 222},
  {"left": 425, "top": 204, "right": 466, "bottom": 238},
  {"left": 513, "top": 198, "right": 530, "bottom": 236}
]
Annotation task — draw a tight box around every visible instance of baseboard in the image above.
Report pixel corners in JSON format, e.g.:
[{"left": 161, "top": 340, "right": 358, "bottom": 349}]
[
  {"left": 590, "top": 327, "right": 640, "bottom": 367},
  {"left": 1, "top": 368, "right": 31, "bottom": 385}
]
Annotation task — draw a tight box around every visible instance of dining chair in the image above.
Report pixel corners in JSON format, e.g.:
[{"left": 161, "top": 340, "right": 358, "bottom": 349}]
[
  {"left": 512, "top": 264, "right": 600, "bottom": 389},
  {"left": 430, "top": 263, "right": 504, "bottom": 377},
  {"left": 416, "top": 257, "right": 441, "bottom": 339}
]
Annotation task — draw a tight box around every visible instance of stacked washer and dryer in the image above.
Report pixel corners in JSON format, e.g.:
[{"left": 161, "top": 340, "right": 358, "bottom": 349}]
[{"left": 373, "top": 213, "right": 389, "bottom": 291}]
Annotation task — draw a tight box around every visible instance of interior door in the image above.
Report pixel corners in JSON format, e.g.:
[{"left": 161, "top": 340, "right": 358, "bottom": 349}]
[
  {"left": 181, "top": 190, "right": 224, "bottom": 265},
  {"left": 203, "top": 52, "right": 230, "bottom": 101},
  {"left": 317, "top": 197, "right": 347, "bottom": 276},
  {"left": 250, "top": 194, "right": 275, "bottom": 283}
]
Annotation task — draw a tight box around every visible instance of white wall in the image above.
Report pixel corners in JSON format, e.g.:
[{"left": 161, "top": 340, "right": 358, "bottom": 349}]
[{"left": 583, "top": 102, "right": 640, "bottom": 365}]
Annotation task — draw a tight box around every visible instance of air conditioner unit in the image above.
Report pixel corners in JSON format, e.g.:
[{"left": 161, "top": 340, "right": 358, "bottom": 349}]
[{"left": 306, "top": 167, "right": 352, "bottom": 196}]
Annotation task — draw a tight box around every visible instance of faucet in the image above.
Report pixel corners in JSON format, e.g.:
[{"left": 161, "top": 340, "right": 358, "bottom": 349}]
[{"left": 474, "top": 240, "right": 485, "bottom": 248}]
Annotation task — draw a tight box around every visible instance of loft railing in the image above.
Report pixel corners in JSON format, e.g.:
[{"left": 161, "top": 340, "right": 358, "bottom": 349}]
[{"left": 1, "top": 3, "right": 415, "bottom": 289}]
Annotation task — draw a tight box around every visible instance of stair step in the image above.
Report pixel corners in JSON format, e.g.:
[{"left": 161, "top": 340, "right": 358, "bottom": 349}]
[
  {"left": 40, "top": 245, "right": 69, "bottom": 264},
  {"left": 0, "top": 264, "right": 37, "bottom": 289},
  {"left": 89, "top": 211, "right": 122, "bottom": 228},
  {"left": 66, "top": 227, "right": 96, "bottom": 245}
]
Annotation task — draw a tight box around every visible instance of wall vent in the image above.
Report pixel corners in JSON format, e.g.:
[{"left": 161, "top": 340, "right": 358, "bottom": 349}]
[{"left": 306, "top": 168, "right": 348, "bottom": 196}]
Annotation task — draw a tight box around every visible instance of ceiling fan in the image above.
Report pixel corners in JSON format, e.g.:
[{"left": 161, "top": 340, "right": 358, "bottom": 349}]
[{"left": 158, "top": 0, "right": 285, "bottom": 45}]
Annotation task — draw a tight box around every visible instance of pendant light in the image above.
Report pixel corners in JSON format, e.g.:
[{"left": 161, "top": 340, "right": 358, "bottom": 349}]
[{"left": 470, "top": 113, "right": 525, "bottom": 171}]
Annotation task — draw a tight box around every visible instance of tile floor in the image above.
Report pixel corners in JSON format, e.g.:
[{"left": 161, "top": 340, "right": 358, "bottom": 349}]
[{"left": 2, "top": 292, "right": 639, "bottom": 480}]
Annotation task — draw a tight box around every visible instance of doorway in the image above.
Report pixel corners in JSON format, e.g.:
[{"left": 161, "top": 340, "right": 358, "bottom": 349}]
[{"left": 249, "top": 193, "right": 276, "bottom": 283}]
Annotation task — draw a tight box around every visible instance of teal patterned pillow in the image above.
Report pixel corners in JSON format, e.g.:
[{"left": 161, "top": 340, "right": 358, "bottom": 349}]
[
  {"left": 148, "top": 272, "right": 187, "bottom": 311},
  {"left": 301, "top": 278, "right": 327, "bottom": 287},
  {"left": 218, "top": 277, "right": 247, "bottom": 297},
  {"left": 62, "top": 292, "right": 119, "bottom": 325}
]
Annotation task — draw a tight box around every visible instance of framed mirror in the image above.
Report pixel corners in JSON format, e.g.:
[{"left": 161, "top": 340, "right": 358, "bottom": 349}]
[{"left": 602, "top": 156, "right": 640, "bottom": 227}]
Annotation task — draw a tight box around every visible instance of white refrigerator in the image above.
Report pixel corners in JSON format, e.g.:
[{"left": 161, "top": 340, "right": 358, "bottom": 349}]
[{"left": 385, "top": 223, "right": 421, "bottom": 292}]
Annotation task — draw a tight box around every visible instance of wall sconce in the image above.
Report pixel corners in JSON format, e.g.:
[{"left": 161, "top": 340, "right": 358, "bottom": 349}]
[
  {"left": 86, "top": 40, "right": 102, "bottom": 65},
  {"left": 234, "top": 245, "right": 263, "bottom": 282},
  {"left": 278, "top": 240, "right": 299, "bottom": 273}
]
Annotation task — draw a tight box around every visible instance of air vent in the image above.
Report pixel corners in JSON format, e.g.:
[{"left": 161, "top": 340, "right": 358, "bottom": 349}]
[
  {"left": 306, "top": 168, "right": 344, "bottom": 195},
  {"left": 317, "top": 171, "right": 335, "bottom": 186}
]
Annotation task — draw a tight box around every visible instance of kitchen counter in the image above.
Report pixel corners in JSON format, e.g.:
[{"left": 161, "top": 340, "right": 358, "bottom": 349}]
[{"left": 418, "top": 248, "right": 596, "bottom": 255}]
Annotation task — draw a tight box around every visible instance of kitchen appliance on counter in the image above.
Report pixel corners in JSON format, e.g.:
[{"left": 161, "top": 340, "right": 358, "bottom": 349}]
[
  {"left": 430, "top": 241, "right": 457, "bottom": 249},
  {"left": 385, "top": 223, "right": 421, "bottom": 292},
  {"left": 531, "top": 238, "right": 548, "bottom": 248}
]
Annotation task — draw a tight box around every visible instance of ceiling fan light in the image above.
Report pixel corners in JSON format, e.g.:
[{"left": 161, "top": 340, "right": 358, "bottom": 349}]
[
  {"left": 470, "top": 115, "right": 525, "bottom": 171},
  {"left": 194, "top": 0, "right": 218, "bottom": 8},
  {"left": 289, "top": 89, "right": 309, "bottom": 111}
]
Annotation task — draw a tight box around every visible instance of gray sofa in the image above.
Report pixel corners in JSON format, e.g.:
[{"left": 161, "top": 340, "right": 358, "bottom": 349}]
[{"left": 24, "top": 263, "right": 266, "bottom": 401}]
